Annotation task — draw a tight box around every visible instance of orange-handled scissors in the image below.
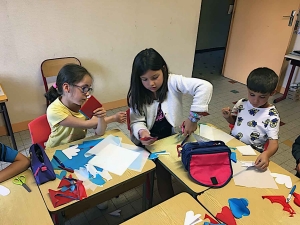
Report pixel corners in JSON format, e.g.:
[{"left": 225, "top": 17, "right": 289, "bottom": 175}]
[{"left": 13, "top": 175, "right": 31, "bottom": 192}]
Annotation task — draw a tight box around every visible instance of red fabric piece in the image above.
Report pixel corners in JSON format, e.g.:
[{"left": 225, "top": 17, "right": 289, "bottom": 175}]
[
  {"left": 58, "top": 175, "right": 76, "bottom": 188},
  {"left": 293, "top": 192, "right": 300, "bottom": 207},
  {"left": 49, "top": 189, "right": 78, "bottom": 208},
  {"left": 262, "top": 195, "right": 296, "bottom": 217},
  {"left": 215, "top": 206, "right": 237, "bottom": 225},
  {"left": 190, "top": 152, "right": 231, "bottom": 187},
  {"left": 204, "top": 213, "right": 218, "bottom": 223},
  {"left": 75, "top": 180, "right": 87, "bottom": 200}
]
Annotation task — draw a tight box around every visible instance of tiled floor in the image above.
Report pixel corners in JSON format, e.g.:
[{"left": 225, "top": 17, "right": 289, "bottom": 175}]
[{"left": 1, "top": 50, "right": 300, "bottom": 224}]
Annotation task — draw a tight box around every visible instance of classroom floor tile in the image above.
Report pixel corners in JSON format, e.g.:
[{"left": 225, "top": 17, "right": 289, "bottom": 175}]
[{"left": 1, "top": 50, "right": 299, "bottom": 224}]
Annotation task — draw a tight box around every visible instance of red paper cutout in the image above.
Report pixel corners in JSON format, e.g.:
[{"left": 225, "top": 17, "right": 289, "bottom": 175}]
[
  {"left": 262, "top": 195, "right": 296, "bottom": 217},
  {"left": 204, "top": 213, "right": 218, "bottom": 223},
  {"left": 49, "top": 189, "right": 78, "bottom": 207},
  {"left": 215, "top": 206, "right": 237, "bottom": 225},
  {"left": 293, "top": 192, "right": 300, "bottom": 207}
]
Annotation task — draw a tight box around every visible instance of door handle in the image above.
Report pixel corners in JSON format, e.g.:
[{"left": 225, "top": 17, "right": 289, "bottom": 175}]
[{"left": 283, "top": 10, "right": 296, "bottom": 26}]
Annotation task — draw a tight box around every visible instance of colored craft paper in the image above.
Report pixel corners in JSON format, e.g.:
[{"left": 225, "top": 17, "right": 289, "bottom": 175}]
[
  {"left": 240, "top": 161, "right": 255, "bottom": 167},
  {"left": 83, "top": 180, "right": 98, "bottom": 191},
  {"left": 51, "top": 150, "right": 69, "bottom": 169},
  {"left": 62, "top": 145, "right": 80, "bottom": 159},
  {"left": 232, "top": 161, "right": 278, "bottom": 189},
  {"left": 0, "top": 185, "right": 10, "bottom": 196},
  {"left": 270, "top": 173, "right": 292, "bottom": 188},
  {"left": 85, "top": 163, "right": 98, "bottom": 178},
  {"left": 84, "top": 135, "right": 122, "bottom": 157},
  {"left": 98, "top": 170, "right": 112, "bottom": 181},
  {"left": 122, "top": 143, "right": 150, "bottom": 172},
  {"left": 199, "top": 124, "right": 234, "bottom": 143},
  {"left": 74, "top": 167, "right": 89, "bottom": 181},
  {"left": 184, "top": 211, "right": 202, "bottom": 225},
  {"left": 236, "top": 145, "right": 257, "bottom": 156},
  {"left": 78, "top": 139, "right": 103, "bottom": 149},
  {"left": 215, "top": 206, "right": 237, "bottom": 225},
  {"left": 56, "top": 170, "right": 67, "bottom": 180},
  {"left": 89, "top": 173, "right": 105, "bottom": 186},
  {"left": 293, "top": 192, "right": 300, "bottom": 207},
  {"left": 204, "top": 214, "right": 218, "bottom": 224},
  {"left": 88, "top": 143, "right": 140, "bottom": 176},
  {"left": 230, "top": 152, "right": 237, "bottom": 163},
  {"left": 228, "top": 198, "right": 250, "bottom": 219},
  {"left": 262, "top": 195, "right": 296, "bottom": 217}
]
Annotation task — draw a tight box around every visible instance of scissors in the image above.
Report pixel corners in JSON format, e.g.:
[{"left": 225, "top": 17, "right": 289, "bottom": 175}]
[
  {"left": 175, "top": 121, "right": 186, "bottom": 140},
  {"left": 13, "top": 175, "right": 31, "bottom": 192}
]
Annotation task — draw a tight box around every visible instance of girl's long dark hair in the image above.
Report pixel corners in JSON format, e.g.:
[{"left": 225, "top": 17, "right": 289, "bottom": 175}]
[
  {"left": 127, "top": 48, "right": 169, "bottom": 114},
  {"left": 44, "top": 64, "right": 92, "bottom": 104}
]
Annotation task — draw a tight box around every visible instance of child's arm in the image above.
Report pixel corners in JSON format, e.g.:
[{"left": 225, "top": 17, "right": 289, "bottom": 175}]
[
  {"left": 255, "top": 139, "right": 278, "bottom": 170},
  {"left": 105, "top": 112, "right": 127, "bottom": 124},
  {"left": 0, "top": 153, "right": 30, "bottom": 183},
  {"left": 292, "top": 136, "right": 300, "bottom": 173}
]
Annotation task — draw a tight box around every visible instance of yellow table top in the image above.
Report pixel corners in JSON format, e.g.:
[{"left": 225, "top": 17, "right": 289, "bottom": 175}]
[
  {"left": 0, "top": 84, "right": 8, "bottom": 103},
  {"left": 121, "top": 192, "right": 215, "bottom": 225},
  {"left": 147, "top": 133, "right": 210, "bottom": 194},
  {"left": 0, "top": 169, "right": 53, "bottom": 225},
  {"left": 39, "top": 129, "right": 155, "bottom": 212}
]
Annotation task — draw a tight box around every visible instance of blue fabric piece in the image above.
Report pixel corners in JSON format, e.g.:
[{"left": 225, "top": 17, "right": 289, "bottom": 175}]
[
  {"left": 78, "top": 139, "right": 103, "bottom": 149},
  {"left": 230, "top": 152, "right": 237, "bottom": 163},
  {"left": 0, "top": 143, "right": 18, "bottom": 162},
  {"left": 89, "top": 173, "right": 105, "bottom": 185},
  {"left": 228, "top": 198, "right": 250, "bottom": 219},
  {"left": 56, "top": 170, "right": 67, "bottom": 180},
  {"left": 61, "top": 186, "right": 68, "bottom": 192}
]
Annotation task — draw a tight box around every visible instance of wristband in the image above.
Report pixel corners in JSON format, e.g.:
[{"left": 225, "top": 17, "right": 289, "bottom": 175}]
[
  {"left": 188, "top": 115, "right": 200, "bottom": 123},
  {"left": 190, "top": 111, "right": 201, "bottom": 119}
]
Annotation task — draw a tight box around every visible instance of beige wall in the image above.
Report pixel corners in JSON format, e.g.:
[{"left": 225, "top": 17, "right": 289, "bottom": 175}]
[{"left": 0, "top": 0, "right": 202, "bottom": 130}]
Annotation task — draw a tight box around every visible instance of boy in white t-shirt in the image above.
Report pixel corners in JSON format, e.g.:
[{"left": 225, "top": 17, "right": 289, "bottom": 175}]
[{"left": 222, "top": 67, "right": 280, "bottom": 170}]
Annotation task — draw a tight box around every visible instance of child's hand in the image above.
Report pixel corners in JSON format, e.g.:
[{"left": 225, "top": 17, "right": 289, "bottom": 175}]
[
  {"left": 114, "top": 111, "right": 127, "bottom": 123},
  {"left": 182, "top": 119, "right": 197, "bottom": 136},
  {"left": 139, "top": 129, "right": 157, "bottom": 146},
  {"left": 255, "top": 151, "right": 270, "bottom": 170},
  {"left": 93, "top": 108, "right": 106, "bottom": 118},
  {"left": 222, "top": 107, "right": 231, "bottom": 119}
]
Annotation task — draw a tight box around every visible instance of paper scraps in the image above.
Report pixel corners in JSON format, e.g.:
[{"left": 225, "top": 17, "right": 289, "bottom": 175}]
[
  {"left": 270, "top": 173, "right": 292, "bottom": 188},
  {"left": 148, "top": 150, "right": 170, "bottom": 160},
  {"left": 0, "top": 185, "right": 10, "bottom": 196},
  {"left": 56, "top": 170, "right": 67, "bottom": 180},
  {"left": 215, "top": 206, "right": 236, "bottom": 225},
  {"left": 62, "top": 145, "right": 80, "bottom": 159},
  {"left": 228, "top": 198, "right": 250, "bottom": 219},
  {"left": 109, "top": 209, "right": 122, "bottom": 217},
  {"left": 184, "top": 211, "right": 202, "bottom": 225},
  {"left": 262, "top": 195, "right": 295, "bottom": 217},
  {"left": 236, "top": 145, "right": 257, "bottom": 156}
]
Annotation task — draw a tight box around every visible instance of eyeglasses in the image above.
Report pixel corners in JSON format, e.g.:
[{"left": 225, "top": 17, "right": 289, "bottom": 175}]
[{"left": 72, "top": 85, "right": 93, "bottom": 94}]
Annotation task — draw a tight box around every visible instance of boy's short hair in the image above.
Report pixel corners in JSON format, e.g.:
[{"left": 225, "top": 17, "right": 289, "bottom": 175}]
[{"left": 247, "top": 67, "right": 278, "bottom": 94}]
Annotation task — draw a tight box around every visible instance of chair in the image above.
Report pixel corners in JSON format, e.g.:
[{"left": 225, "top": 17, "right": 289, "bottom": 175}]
[
  {"left": 41, "top": 57, "right": 81, "bottom": 105},
  {"left": 28, "top": 114, "right": 51, "bottom": 149},
  {"left": 126, "top": 108, "right": 131, "bottom": 133}
]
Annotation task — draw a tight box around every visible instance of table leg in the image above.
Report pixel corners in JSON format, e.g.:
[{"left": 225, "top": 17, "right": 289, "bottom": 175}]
[
  {"left": 0, "top": 102, "right": 17, "bottom": 150},
  {"left": 274, "top": 64, "right": 296, "bottom": 103},
  {"left": 147, "top": 171, "right": 155, "bottom": 209},
  {"left": 142, "top": 171, "right": 155, "bottom": 211}
]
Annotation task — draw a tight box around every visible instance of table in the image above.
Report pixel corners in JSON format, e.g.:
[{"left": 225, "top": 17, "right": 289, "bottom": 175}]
[
  {"left": 0, "top": 84, "right": 17, "bottom": 150},
  {"left": 0, "top": 169, "right": 53, "bottom": 225},
  {"left": 121, "top": 192, "right": 216, "bottom": 225},
  {"left": 147, "top": 133, "right": 209, "bottom": 197},
  {"left": 39, "top": 129, "right": 156, "bottom": 224},
  {"left": 197, "top": 130, "right": 300, "bottom": 224},
  {"left": 274, "top": 54, "right": 300, "bottom": 103}
]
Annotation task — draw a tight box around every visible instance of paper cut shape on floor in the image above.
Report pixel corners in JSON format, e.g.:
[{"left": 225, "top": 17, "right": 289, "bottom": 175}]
[
  {"left": 232, "top": 161, "right": 278, "bottom": 189},
  {"left": 236, "top": 145, "right": 257, "bottom": 156},
  {"left": 293, "top": 192, "right": 300, "bottom": 207},
  {"left": 184, "top": 211, "right": 202, "bottom": 225},
  {"left": 110, "top": 209, "right": 121, "bottom": 217},
  {"left": 228, "top": 198, "right": 250, "bottom": 219},
  {"left": 199, "top": 124, "right": 234, "bottom": 143},
  {"left": 0, "top": 185, "right": 10, "bottom": 196},
  {"left": 88, "top": 143, "right": 139, "bottom": 176},
  {"left": 62, "top": 145, "right": 80, "bottom": 159},
  {"left": 270, "top": 173, "right": 292, "bottom": 188},
  {"left": 122, "top": 143, "right": 150, "bottom": 172},
  {"left": 215, "top": 206, "right": 236, "bottom": 225},
  {"left": 56, "top": 170, "right": 67, "bottom": 180},
  {"left": 85, "top": 135, "right": 121, "bottom": 157},
  {"left": 262, "top": 195, "right": 295, "bottom": 217}
]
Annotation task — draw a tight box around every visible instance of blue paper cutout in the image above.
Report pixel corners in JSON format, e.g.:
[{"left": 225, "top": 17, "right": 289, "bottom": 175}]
[
  {"left": 230, "top": 147, "right": 237, "bottom": 151},
  {"left": 70, "top": 184, "right": 76, "bottom": 192},
  {"left": 149, "top": 150, "right": 167, "bottom": 160},
  {"left": 89, "top": 173, "right": 105, "bottom": 186},
  {"left": 51, "top": 150, "right": 69, "bottom": 169},
  {"left": 129, "top": 152, "right": 143, "bottom": 170},
  {"left": 230, "top": 152, "right": 237, "bottom": 163},
  {"left": 56, "top": 170, "right": 67, "bottom": 180},
  {"left": 78, "top": 167, "right": 89, "bottom": 179},
  {"left": 94, "top": 166, "right": 103, "bottom": 172},
  {"left": 228, "top": 198, "right": 250, "bottom": 219},
  {"left": 61, "top": 186, "right": 68, "bottom": 192}
]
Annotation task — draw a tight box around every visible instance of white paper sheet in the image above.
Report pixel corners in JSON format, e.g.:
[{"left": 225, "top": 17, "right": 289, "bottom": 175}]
[
  {"left": 88, "top": 143, "right": 140, "bottom": 176},
  {"left": 62, "top": 145, "right": 79, "bottom": 159},
  {"left": 237, "top": 145, "right": 257, "bottom": 156},
  {"left": 199, "top": 124, "right": 234, "bottom": 143},
  {"left": 232, "top": 161, "right": 278, "bottom": 189},
  {"left": 122, "top": 143, "right": 150, "bottom": 172},
  {"left": 84, "top": 135, "right": 121, "bottom": 156}
]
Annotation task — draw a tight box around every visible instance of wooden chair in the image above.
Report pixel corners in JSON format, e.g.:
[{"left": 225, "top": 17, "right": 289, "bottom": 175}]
[{"left": 41, "top": 57, "right": 81, "bottom": 105}]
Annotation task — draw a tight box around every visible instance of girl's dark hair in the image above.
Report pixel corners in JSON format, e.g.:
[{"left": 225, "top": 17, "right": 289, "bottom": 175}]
[
  {"left": 44, "top": 64, "right": 92, "bottom": 104},
  {"left": 127, "top": 48, "right": 169, "bottom": 114}
]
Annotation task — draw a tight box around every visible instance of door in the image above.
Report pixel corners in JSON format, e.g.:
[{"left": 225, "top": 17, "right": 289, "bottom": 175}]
[{"left": 222, "top": 0, "right": 300, "bottom": 84}]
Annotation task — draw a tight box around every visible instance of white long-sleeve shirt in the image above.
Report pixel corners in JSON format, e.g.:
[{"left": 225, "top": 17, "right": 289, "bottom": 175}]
[{"left": 130, "top": 74, "right": 213, "bottom": 144}]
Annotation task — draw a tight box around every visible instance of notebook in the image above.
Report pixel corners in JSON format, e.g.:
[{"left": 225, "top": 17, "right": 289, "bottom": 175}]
[{"left": 79, "top": 95, "right": 102, "bottom": 119}]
